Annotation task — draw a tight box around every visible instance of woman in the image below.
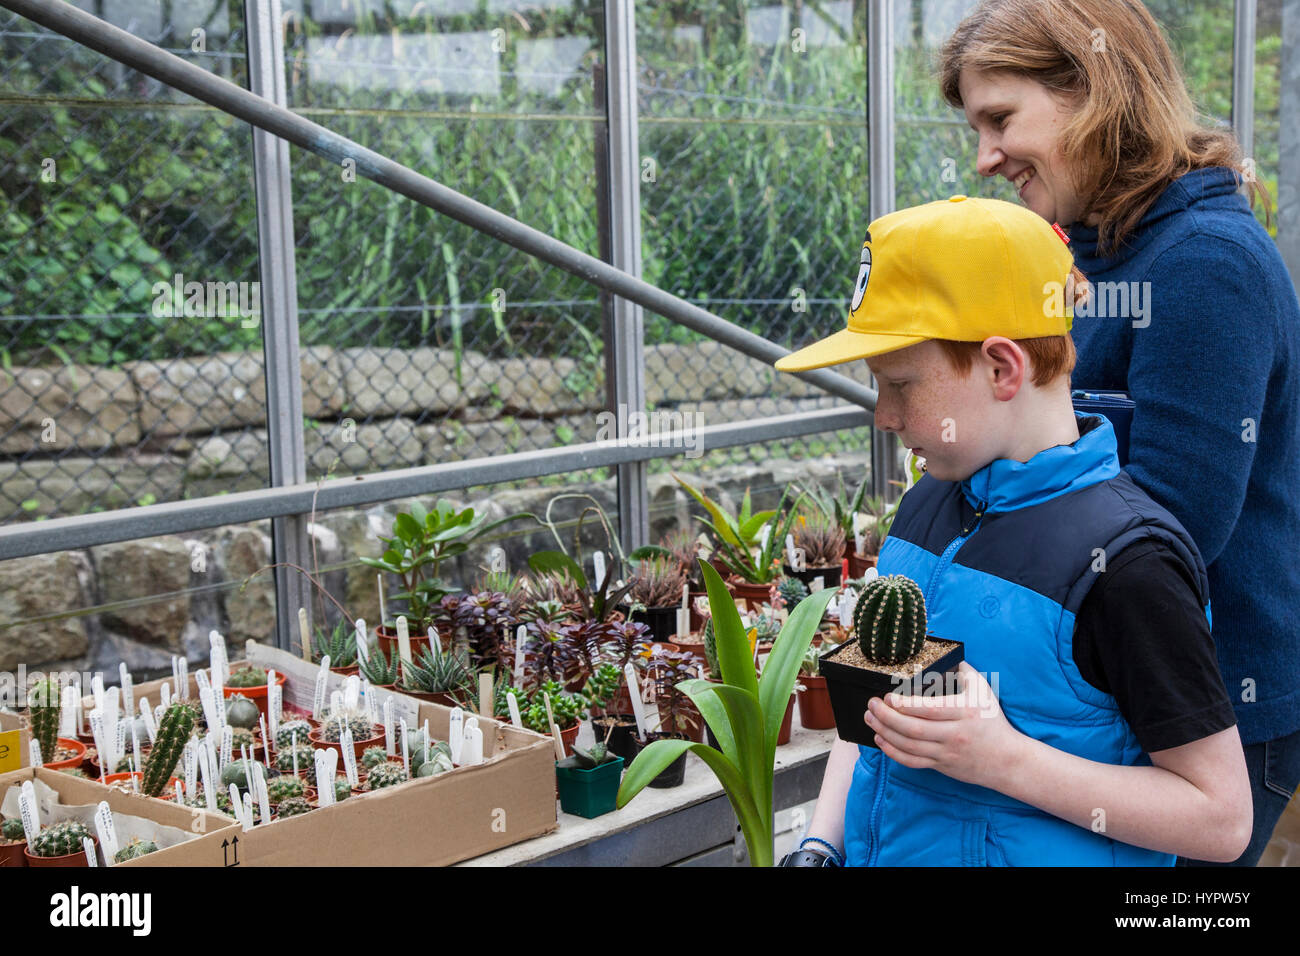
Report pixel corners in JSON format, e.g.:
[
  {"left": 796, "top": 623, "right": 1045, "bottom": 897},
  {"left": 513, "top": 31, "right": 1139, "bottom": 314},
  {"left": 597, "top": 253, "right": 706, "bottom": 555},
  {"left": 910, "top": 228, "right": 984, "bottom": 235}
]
[{"left": 937, "top": 0, "right": 1300, "bottom": 865}]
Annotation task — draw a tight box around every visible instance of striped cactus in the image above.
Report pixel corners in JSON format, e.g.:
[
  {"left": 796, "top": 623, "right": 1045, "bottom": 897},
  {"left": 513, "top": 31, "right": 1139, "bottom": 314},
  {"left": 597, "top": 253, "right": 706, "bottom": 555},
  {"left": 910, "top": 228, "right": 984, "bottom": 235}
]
[
  {"left": 142, "top": 702, "right": 194, "bottom": 797},
  {"left": 28, "top": 678, "right": 60, "bottom": 764},
  {"left": 852, "top": 574, "right": 927, "bottom": 664}
]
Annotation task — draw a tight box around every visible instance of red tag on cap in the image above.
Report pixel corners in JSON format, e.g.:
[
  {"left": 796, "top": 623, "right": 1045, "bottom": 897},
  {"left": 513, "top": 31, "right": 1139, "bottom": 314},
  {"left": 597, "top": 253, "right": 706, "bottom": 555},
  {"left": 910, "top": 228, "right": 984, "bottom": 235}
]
[{"left": 1051, "top": 222, "right": 1070, "bottom": 244}]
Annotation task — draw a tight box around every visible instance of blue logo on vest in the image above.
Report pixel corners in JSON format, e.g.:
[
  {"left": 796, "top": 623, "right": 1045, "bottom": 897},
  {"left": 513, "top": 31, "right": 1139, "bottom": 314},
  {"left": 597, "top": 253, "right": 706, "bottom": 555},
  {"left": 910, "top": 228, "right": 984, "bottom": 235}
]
[{"left": 978, "top": 595, "right": 1001, "bottom": 618}]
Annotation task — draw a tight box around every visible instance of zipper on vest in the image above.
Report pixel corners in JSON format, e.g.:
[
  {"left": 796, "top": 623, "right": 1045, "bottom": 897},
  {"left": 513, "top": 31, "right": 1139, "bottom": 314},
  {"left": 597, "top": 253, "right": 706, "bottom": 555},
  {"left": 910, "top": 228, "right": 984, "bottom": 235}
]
[{"left": 870, "top": 496, "right": 988, "bottom": 865}]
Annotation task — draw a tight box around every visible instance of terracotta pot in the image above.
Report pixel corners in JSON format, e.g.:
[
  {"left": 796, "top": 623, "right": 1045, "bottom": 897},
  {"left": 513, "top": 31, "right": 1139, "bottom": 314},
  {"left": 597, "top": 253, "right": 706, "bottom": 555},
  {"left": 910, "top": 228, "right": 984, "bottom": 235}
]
[
  {"left": 796, "top": 674, "right": 836, "bottom": 730},
  {"left": 104, "top": 772, "right": 179, "bottom": 797},
  {"left": 221, "top": 671, "right": 286, "bottom": 722},
  {"left": 397, "top": 688, "right": 462, "bottom": 708},
  {"left": 377, "top": 624, "right": 447, "bottom": 660},
  {"left": 728, "top": 579, "right": 773, "bottom": 611},
  {"left": 688, "top": 591, "right": 709, "bottom": 631},
  {"left": 329, "top": 664, "right": 361, "bottom": 677},
  {"left": 308, "top": 724, "right": 386, "bottom": 763},
  {"left": 0, "top": 840, "right": 27, "bottom": 867},
  {"left": 846, "top": 550, "right": 877, "bottom": 580},
  {"left": 674, "top": 637, "right": 708, "bottom": 669},
  {"left": 43, "top": 737, "right": 86, "bottom": 771},
  {"left": 559, "top": 722, "right": 580, "bottom": 757},
  {"left": 777, "top": 695, "right": 796, "bottom": 746},
  {"left": 25, "top": 836, "right": 97, "bottom": 868}
]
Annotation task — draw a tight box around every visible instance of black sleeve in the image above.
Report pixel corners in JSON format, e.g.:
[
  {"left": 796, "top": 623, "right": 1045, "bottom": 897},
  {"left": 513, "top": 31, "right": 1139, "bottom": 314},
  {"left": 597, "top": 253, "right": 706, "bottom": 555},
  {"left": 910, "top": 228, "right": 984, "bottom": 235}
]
[{"left": 1072, "top": 538, "right": 1237, "bottom": 754}]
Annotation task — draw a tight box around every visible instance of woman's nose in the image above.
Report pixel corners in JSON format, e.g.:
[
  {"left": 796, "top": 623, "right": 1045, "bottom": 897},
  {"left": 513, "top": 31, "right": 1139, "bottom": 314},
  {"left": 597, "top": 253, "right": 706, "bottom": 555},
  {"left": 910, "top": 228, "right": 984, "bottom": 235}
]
[{"left": 976, "top": 133, "right": 1004, "bottom": 178}]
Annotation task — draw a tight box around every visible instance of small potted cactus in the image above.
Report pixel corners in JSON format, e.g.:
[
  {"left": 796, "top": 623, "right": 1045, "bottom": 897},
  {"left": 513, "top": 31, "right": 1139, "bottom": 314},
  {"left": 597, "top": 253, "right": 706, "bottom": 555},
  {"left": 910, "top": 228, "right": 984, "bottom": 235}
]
[
  {"left": 625, "top": 555, "right": 690, "bottom": 643},
  {"left": 225, "top": 694, "right": 262, "bottom": 731},
  {"left": 1, "top": 817, "right": 27, "bottom": 867},
  {"left": 788, "top": 509, "right": 847, "bottom": 588},
  {"left": 221, "top": 664, "right": 287, "bottom": 721},
  {"left": 795, "top": 636, "right": 837, "bottom": 730},
  {"left": 275, "top": 743, "right": 317, "bottom": 777},
  {"left": 274, "top": 719, "right": 314, "bottom": 753},
  {"left": 554, "top": 741, "right": 625, "bottom": 819},
  {"left": 24, "top": 820, "right": 96, "bottom": 867},
  {"left": 275, "top": 795, "right": 316, "bottom": 819},
  {"left": 359, "top": 645, "right": 401, "bottom": 688},
  {"left": 363, "top": 760, "right": 409, "bottom": 792},
  {"left": 113, "top": 838, "right": 158, "bottom": 864},
  {"left": 309, "top": 709, "right": 384, "bottom": 761},
  {"left": 266, "top": 774, "right": 311, "bottom": 806},
  {"left": 817, "top": 574, "right": 964, "bottom": 747}
]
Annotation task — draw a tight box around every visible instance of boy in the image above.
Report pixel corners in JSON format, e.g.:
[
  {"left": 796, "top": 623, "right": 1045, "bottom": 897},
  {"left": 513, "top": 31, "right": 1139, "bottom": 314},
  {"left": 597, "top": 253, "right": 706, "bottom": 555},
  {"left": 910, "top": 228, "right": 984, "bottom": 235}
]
[{"left": 774, "top": 196, "right": 1251, "bottom": 866}]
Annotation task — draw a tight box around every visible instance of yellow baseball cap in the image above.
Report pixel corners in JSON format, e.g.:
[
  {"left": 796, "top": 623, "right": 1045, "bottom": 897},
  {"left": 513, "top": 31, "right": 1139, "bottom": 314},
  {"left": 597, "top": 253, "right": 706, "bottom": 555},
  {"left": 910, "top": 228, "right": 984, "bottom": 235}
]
[{"left": 775, "top": 196, "right": 1076, "bottom": 372}]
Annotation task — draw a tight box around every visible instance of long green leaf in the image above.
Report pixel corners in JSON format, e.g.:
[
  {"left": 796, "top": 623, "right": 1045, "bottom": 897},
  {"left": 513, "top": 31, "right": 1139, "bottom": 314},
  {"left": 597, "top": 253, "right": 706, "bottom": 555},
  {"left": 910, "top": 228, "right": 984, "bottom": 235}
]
[
  {"left": 675, "top": 475, "right": 742, "bottom": 548},
  {"left": 759, "top": 586, "right": 835, "bottom": 760},
  {"left": 700, "top": 560, "right": 758, "bottom": 699},
  {"left": 679, "top": 677, "right": 737, "bottom": 763},
  {"left": 528, "top": 550, "right": 588, "bottom": 590}
]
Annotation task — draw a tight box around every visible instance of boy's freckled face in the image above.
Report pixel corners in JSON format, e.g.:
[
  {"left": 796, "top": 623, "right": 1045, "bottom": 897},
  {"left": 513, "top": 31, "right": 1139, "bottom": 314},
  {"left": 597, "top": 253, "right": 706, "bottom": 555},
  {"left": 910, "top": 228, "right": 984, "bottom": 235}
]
[{"left": 866, "top": 341, "right": 999, "bottom": 482}]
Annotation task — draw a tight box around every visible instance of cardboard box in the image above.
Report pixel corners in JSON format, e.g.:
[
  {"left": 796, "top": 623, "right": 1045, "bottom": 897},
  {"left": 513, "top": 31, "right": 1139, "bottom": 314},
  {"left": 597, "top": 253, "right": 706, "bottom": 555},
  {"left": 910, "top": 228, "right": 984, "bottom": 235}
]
[
  {"left": 0, "top": 711, "right": 30, "bottom": 773},
  {"left": 0, "top": 767, "right": 238, "bottom": 867}
]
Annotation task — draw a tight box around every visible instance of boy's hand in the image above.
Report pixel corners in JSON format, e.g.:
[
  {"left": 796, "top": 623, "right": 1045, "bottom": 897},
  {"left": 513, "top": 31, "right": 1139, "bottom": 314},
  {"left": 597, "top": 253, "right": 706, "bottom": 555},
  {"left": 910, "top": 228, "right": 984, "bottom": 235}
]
[{"left": 864, "top": 662, "right": 1025, "bottom": 788}]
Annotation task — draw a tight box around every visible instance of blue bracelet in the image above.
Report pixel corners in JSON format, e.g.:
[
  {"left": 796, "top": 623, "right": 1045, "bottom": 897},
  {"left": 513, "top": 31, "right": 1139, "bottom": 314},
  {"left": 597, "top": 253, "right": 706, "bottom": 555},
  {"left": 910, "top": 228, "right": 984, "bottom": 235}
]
[{"left": 799, "top": 836, "right": 845, "bottom": 867}]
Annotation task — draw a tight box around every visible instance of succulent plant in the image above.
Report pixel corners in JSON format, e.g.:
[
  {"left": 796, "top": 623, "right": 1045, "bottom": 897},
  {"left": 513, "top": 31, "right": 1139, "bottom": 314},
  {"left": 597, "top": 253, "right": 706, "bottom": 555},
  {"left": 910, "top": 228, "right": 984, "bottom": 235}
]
[
  {"left": 318, "top": 710, "right": 377, "bottom": 744},
  {"left": 113, "top": 838, "right": 157, "bottom": 863},
  {"left": 142, "top": 701, "right": 194, "bottom": 798},
  {"left": 776, "top": 576, "right": 810, "bottom": 611},
  {"left": 58, "top": 767, "right": 89, "bottom": 779},
  {"left": 333, "top": 777, "right": 352, "bottom": 802},
  {"left": 853, "top": 574, "right": 927, "bottom": 665},
  {"left": 27, "top": 677, "right": 60, "bottom": 764},
  {"left": 792, "top": 509, "right": 848, "bottom": 569},
  {"left": 359, "top": 646, "right": 400, "bottom": 686},
  {"left": 582, "top": 662, "right": 623, "bottom": 712},
  {"left": 230, "top": 726, "right": 258, "bottom": 752},
  {"left": 522, "top": 681, "right": 585, "bottom": 734},
  {"left": 2, "top": 817, "right": 25, "bottom": 842},
  {"left": 570, "top": 741, "right": 617, "bottom": 768},
  {"left": 275, "top": 720, "right": 313, "bottom": 751},
  {"left": 275, "top": 796, "right": 315, "bottom": 818},
  {"left": 276, "top": 744, "right": 316, "bottom": 775},
  {"left": 30, "top": 820, "right": 92, "bottom": 858},
  {"left": 399, "top": 643, "right": 474, "bottom": 697},
  {"left": 220, "top": 760, "right": 254, "bottom": 791},
  {"left": 225, "top": 694, "right": 261, "bottom": 730},
  {"left": 751, "top": 610, "right": 780, "bottom": 646},
  {"left": 361, "top": 745, "right": 390, "bottom": 771},
  {"left": 661, "top": 527, "right": 703, "bottom": 584},
  {"left": 702, "top": 618, "right": 721, "bottom": 676},
  {"left": 364, "top": 761, "right": 408, "bottom": 791},
  {"left": 266, "top": 775, "right": 307, "bottom": 803},
  {"left": 415, "top": 750, "right": 453, "bottom": 776},
  {"left": 628, "top": 555, "right": 688, "bottom": 609},
  {"left": 225, "top": 666, "right": 268, "bottom": 688},
  {"left": 313, "top": 618, "right": 358, "bottom": 667}
]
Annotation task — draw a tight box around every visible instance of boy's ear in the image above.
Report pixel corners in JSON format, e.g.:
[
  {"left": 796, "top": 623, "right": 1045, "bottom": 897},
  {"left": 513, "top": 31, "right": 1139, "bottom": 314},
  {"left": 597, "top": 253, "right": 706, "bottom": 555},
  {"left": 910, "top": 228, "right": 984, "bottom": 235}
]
[{"left": 981, "top": 338, "right": 1026, "bottom": 396}]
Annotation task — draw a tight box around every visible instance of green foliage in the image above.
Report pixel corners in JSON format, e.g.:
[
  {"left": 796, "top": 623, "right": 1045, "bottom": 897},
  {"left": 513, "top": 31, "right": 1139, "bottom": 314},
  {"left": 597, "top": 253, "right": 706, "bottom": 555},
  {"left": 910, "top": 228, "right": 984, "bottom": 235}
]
[
  {"left": 142, "top": 702, "right": 194, "bottom": 798},
  {"left": 266, "top": 776, "right": 307, "bottom": 804},
  {"left": 675, "top": 476, "right": 799, "bottom": 585},
  {"left": 569, "top": 741, "right": 617, "bottom": 769},
  {"left": 275, "top": 796, "right": 315, "bottom": 818},
  {"left": 225, "top": 695, "right": 261, "bottom": 730},
  {"left": 364, "top": 761, "right": 409, "bottom": 791},
  {"left": 27, "top": 677, "right": 60, "bottom": 763},
  {"left": 776, "top": 576, "right": 809, "bottom": 612},
  {"left": 359, "top": 646, "right": 400, "bottom": 686},
  {"left": 275, "top": 720, "right": 313, "bottom": 751},
  {"left": 400, "top": 643, "right": 474, "bottom": 697},
  {"left": 618, "top": 559, "right": 835, "bottom": 866},
  {"left": 853, "top": 574, "right": 927, "bottom": 665},
  {"left": 225, "top": 666, "right": 268, "bottom": 689},
  {"left": 31, "top": 820, "right": 92, "bottom": 858},
  {"left": 796, "top": 471, "right": 870, "bottom": 540},
  {"left": 113, "top": 838, "right": 157, "bottom": 863},
  {"left": 522, "top": 680, "right": 586, "bottom": 734},
  {"left": 582, "top": 663, "right": 623, "bottom": 712},
  {"left": 2, "top": 817, "right": 25, "bottom": 842},
  {"left": 361, "top": 745, "right": 390, "bottom": 771},
  {"left": 313, "top": 619, "right": 358, "bottom": 668},
  {"left": 702, "top": 618, "right": 721, "bottom": 677},
  {"left": 276, "top": 744, "right": 316, "bottom": 775}
]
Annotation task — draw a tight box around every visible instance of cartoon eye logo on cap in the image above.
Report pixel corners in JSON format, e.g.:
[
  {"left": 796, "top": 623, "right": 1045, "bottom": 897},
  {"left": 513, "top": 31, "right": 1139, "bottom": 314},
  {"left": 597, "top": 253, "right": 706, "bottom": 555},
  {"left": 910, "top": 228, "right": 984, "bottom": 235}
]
[{"left": 851, "top": 232, "right": 872, "bottom": 313}]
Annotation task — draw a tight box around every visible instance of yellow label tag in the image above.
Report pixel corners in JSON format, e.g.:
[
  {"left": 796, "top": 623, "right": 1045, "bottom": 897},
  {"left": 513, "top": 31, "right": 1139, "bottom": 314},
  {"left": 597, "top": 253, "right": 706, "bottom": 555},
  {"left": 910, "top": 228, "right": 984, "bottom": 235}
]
[{"left": 0, "top": 729, "right": 21, "bottom": 773}]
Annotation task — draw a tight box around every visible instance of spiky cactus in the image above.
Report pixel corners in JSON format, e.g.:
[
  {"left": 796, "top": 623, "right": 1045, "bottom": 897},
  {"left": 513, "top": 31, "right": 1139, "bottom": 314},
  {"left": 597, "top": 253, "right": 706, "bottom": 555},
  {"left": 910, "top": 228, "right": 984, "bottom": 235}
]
[
  {"left": 230, "top": 726, "right": 258, "bottom": 752},
  {"left": 777, "top": 576, "right": 810, "bottom": 611},
  {"left": 313, "top": 619, "right": 358, "bottom": 667},
  {"left": 2, "top": 818, "right": 25, "bottom": 843},
  {"left": 359, "top": 646, "right": 400, "bottom": 686},
  {"left": 853, "top": 574, "right": 927, "bottom": 664},
  {"left": 266, "top": 776, "right": 306, "bottom": 804},
  {"left": 142, "top": 702, "right": 194, "bottom": 798},
  {"left": 361, "top": 745, "right": 390, "bottom": 771},
  {"left": 275, "top": 796, "right": 314, "bottom": 818},
  {"left": 276, "top": 744, "right": 316, "bottom": 775},
  {"left": 275, "top": 720, "right": 312, "bottom": 751},
  {"left": 30, "top": 820, "right": 92, "bottom": 858},
  {"left": 226, "top": 666, "right": 268, "bottom": 688},
  {"left": 318, "top": 711, "right": 376, "bottom": 744},
  {"left": 364, "top": 761, "right": 408, "bottom": 791},
  {"left": 27, "top": 677, "right": 60, "bottom": 764},
  {"left": 113, "top": 839, "right": 157, "bottom": 863},
  {"left": 333, "top": 777, "right": 352, "bottom": 802}
]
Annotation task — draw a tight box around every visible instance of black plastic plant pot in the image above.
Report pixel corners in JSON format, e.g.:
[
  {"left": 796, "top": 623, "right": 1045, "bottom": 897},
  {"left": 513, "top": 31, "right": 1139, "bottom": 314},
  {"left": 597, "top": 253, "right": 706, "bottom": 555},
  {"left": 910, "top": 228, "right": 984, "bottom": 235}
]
[
  {"left": 818, "top": 637, "right": 965, "bottom": 748},
  {"left": 787, "top": 565, "right": 843, "bottom": 590},
  {"left": 628, "top": 605, "right": 680, "bottom": 643},
  {"left": 633, "top": 731, "right": 689, "bottom": 788},
  {"left": 590, "top": 714, "right": 639, "bottom": 762}
]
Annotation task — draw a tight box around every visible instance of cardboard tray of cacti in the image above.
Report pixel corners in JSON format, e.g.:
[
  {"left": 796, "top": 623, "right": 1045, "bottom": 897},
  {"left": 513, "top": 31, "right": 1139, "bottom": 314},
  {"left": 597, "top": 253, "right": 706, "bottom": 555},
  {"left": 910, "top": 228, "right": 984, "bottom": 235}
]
[{"left": 820, "top": 573, "right": 964, "bottom": 748}]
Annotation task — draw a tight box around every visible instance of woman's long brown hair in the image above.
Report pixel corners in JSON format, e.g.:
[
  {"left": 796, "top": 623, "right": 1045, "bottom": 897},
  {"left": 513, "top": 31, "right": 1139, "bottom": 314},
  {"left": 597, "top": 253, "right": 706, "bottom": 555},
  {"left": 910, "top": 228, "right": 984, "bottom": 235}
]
[{"left": 938, "top": 0, "right": 1272, "bottom": 256}]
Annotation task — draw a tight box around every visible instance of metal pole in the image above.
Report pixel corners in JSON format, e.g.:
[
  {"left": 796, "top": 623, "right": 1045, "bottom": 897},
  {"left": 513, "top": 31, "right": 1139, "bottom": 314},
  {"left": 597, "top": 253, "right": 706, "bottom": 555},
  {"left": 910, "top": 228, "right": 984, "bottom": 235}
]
[
  {"left": 245, "top": 0, "right": 310, "bottom": 652},
  {"left": 1281, "top": 0, "right": 1300, "bottom": 282},
  {"left": 1232, "top": 0, "right": 1257, "bottom": 163},
  {"left": 1, "top": 0, "right": 877, "bottom": 413},
  {"left": 868, "top": 0, "right": 901, "bottom": 499},
  {"left": 604, "top": 0, "right": 650, "bottom": 554}
]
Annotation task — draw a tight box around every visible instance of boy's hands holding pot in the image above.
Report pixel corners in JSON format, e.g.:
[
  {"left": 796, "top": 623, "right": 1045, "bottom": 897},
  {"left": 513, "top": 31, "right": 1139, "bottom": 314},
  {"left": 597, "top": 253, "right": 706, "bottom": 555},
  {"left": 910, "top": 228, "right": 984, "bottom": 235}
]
[{"left": 863, "top": 661, "right": 1027, "bottom": 788}]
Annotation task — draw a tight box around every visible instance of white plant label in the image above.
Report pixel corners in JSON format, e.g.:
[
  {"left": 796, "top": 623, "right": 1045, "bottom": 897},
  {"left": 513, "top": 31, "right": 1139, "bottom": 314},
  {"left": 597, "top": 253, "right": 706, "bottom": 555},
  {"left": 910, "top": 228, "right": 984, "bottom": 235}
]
[
  {"left": 139, "top": 698, "right": 157, "bottom": 743},
  {"left": 177, "top": 658, "right": 188, "bottom": 700},
  {"left": 400, "top": 718, "right": 410, "bottom": 776},
  {"left": 253, "top": 764, "right": 270, "bottom": 825},
  {"left": 422, "top": 719, "right": 431, "bottom": 764},
  {"left": 427, "top": 626, "right": 439, "bottom": 658},
  {"left": 341, "top": 728, "right": 359, "bottom": 788},
  {"left": 811, "top": 576, "right": 824, "bottom": 592},
  {"left": 199, "top": 741, "right": 218, "bottom": 813},
  {"left": 681, "top": 583, "right": 690, "bottom": 610},
  {"left": 174, "top": 781, "right": 184, "bottom": 804},
  {"left": 355, "top": 619, "right": 369, "bottom": 665},
  {"left": 119, "top": 664, "right": 134, "bottom": 722},
  {"left": 506, "top": 690, "right": 523, "bottom": 729},
  {"left": 514, "top": 626, "right": 527, "bottom": 688},
  {"left": 198, "top": 687, "right": 219, "bottom": 734},
  {"left": 383, "top": 699, "right": 395, "bottom": 756},
  {"left": 314, "top": 751, "right": 334, "bottom": 806},
  {"left": 91, "top": 674, "right": 105, "bottom": 712},
  {"left": 259, "top": 714, "right": 270, "bottom": 759},
  {"left": 793, "top": 547, "right": 807, "bottom": 573},
  {"left": 839, "top": 587, "right": 857, "bottom": 627},
  {"left": 112, "top": 719, "right": 127, "bottom": 771},
  {"left": 83, "top": 838, "right": 98, "bottom": 867},
  {"left": 785, "top": 533, "right": 798, "bottom": 566},
  {"left": 298, "top": 607, "right": 312, "bottom": 661},
  {"left": 396, "top": 615, "right": 412, "bottom": 664},
  {"left": 760, "top": 524, "right": 771, "bottom": 551},
  {"left": 59, "top": 685, "right": 78, "bottom": 737},
  {"left": 676, "top": 607, "right": 690, "bottom": 639},
  {"left": 18, "top": 783, "right": 39, "bottom": 843},
  {"left": 209, "top": 629, "right": 229, "bottom": 685},
  {"left": 478, "top": 673, "right": 492, "bottom": 719},
  {"left": 624, "top": 663, "right": 649, "bottom": 739},
  {"left": 593, "top": 550, "right": 606, "bottom": 586},
  {"left": 364, "top": 682, "right": 378, "bottom": 726},
  {"left": 312, "top": 664, "right": 328, "bottom": 720},
  {"left": 449, "top": 709, "right": 464, "bottom": 765},
  {"left": 329, "top": 690, "right": 343, "bottom": 717},
  {"left": 131, "top": 725, "right": 143, "bottom": 777},
  {"left": 184, "top": 744, "right": 198, "bottom": 801},
  {"left": 88, "top": 711, "right": 107, "bottom": 779},
  {"left": 170, "top": 655, "right": 180, "bottom": 696},
  {"left": 28, "top": 739, "right": 42, "bottom": 768},
  {"left": 220, "top": 725, "right": 233, "bottom": 768},
  {"left": 863, "top": 566, "right": 879, "bottom": 582},
  {"left": 489, "top": 546, "right": 506, "bottom": 573},
  {"left": 463, "top": 721, "right": 483, "bottom": 766},
  {"left": 269, "top": 683, "right": 282, "bottom": 735},
  {"left": 93, "top": 801, "right": 119, "bottom": 862}
]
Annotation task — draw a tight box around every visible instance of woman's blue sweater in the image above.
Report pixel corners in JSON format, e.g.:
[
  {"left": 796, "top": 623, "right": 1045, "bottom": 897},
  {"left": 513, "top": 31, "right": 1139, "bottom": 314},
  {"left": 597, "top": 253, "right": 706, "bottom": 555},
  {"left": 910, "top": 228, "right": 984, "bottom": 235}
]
[{"left": 1069, "top": 166, "right": 1300, "bottom": 745}]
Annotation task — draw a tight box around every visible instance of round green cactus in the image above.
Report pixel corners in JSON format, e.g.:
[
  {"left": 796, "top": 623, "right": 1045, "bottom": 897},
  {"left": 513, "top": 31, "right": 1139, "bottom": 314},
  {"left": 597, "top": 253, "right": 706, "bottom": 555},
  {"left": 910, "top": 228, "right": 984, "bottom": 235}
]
[
  {"left": 225, "top": 666, "right": 268, "bottom": 688},
  {"left": 318, "top": 711, "right": 377, "bottom": 744},
  {"left": 275, "top": 796, "right": 314, "bottom": 818},
  {"left": 113, "top": 838, "right": 157, "bottom": 863},
  {"left": 361, "top": 745, "right": 390, "bottom": 771},
  {"left": 333, "top": 777, "right": 352, "bottom": 802},
  {"left": 275, "top": 720, "right": 312, "bottom": 751},
  {"left": 853, "top": 574, "right": 927, "bottom": 665},
  {"left": 275, "top": 744, "right": 316, "bottom": 775},
  {"left": 225, "top": 695, "right": 261, "bottom": 730},
  {"left": 30, "top": 820, "right": 92, "bottom": 858},
  {"left": 364, "top": 761, "right": 408, "bottom": 791},
  {"left": 266, "top": 775, "right": 307, "bottom": 804},
  {"left": 415, "top": 751, "right": 454, "bottom": 777},
  {"left": 2, "top": 817, "right": 25, "bottom": 842},
  {"left": 220, "top": 760, "right": 254, "bottom": 791}
]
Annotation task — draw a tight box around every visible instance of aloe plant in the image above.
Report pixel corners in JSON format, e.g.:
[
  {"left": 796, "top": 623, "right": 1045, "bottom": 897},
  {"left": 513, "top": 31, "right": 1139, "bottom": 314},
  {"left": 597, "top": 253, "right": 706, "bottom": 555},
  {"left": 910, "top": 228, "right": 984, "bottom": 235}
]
[
  {"left": 675, "top": 476, "right": 799, "bottom": 586},
  {"left": 617, "top": 560, "right": 835, "bottom": 866}
]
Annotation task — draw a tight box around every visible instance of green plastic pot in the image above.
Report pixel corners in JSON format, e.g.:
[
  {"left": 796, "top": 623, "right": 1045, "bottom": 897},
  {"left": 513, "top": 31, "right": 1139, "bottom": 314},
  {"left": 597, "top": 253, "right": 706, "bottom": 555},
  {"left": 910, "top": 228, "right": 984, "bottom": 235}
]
[{"left": 555, "top": 755, "right": 625, "bottom": 819}]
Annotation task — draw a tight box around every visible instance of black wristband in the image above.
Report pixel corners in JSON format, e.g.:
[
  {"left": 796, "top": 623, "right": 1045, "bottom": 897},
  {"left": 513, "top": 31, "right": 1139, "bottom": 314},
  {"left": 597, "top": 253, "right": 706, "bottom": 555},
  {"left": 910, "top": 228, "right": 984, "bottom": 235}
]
[{"left": 779, "top": 848, "right": 840, "bottom": 867}]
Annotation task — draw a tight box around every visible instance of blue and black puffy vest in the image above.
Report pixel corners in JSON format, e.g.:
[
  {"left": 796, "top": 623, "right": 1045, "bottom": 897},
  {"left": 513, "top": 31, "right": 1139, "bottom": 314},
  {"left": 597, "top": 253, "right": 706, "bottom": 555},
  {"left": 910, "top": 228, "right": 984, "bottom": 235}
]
[{"left": 843, "top": 412, "right": 1212, "bottom": 866}]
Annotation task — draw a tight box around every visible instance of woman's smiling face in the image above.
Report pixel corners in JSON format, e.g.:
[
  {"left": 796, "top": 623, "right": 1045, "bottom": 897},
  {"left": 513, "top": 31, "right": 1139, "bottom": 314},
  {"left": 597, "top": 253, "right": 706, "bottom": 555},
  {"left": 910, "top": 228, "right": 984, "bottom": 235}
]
[{"left": 958, "top": 68, "right": 1091, "bottom": 228}]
